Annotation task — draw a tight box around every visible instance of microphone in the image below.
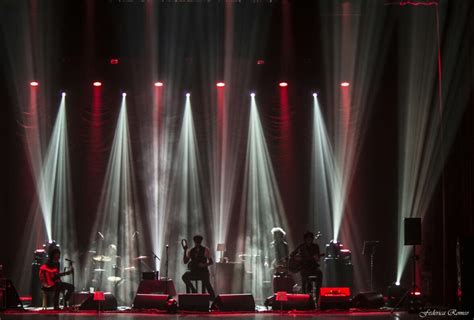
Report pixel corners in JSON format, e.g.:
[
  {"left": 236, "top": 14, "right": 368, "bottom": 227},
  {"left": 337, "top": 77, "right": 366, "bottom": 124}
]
[
  {"left": 152, "top": 251, "right": 161, "bottom": 260},
  {"left": 98, "top": 232, "right": 104, "bottom": 239},
  {"left": 132, "top": 231, "right": 139, "bottom": 240},
  {"left": 65, "top": 258, "right": 74, "bottom": 262}
]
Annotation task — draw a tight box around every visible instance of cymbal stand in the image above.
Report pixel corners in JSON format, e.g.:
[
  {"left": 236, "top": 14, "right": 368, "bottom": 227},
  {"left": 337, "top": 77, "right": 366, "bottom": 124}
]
[{"left": 391, "top": 244, "right": 419, "bottom": 313}]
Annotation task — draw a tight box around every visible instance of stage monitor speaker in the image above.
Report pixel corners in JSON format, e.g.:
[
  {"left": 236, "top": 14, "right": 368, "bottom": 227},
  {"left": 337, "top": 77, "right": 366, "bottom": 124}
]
[
  {"left": 133, "top": 294, "right": 170, "bottom": 309},
  {"left": 0, "top": 279, "right": 22, "bottom": 309},
  {"left": 79, "top": 292, "right": 117, "bottom": 311},
  {"left": 269, "top": 293, "right": 315, "bottom": 311},
  {"left": 212, "top": 294, "right": 255, "bottom": 312},
  {"left": 352, "top": 291, "right": 385, "bottom": 309},
  {"left": 404, "top": 218, "right": 421, "bottom": 245},
  {"left": 319, "top": 287, "right": 351, "bottom": 310},
  {"left": 178, "top": 293, "right": 210, "bottom": 312}
]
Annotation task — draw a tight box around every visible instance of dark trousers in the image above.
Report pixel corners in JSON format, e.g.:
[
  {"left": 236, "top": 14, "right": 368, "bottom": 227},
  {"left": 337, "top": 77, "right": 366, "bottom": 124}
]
[
  {"left": 301, "top": 269, "right": 322, "bottom": 296},
  {"left": 53, "top": 282, "right": 74, "bottom": 308},
  {"left": 182, "top": 271, "right": 215, "bottom": 299}
]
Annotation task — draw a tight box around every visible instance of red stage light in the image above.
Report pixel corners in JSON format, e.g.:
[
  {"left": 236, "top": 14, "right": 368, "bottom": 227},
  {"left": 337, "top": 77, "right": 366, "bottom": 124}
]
[
  {"left": 257, "top": 59, "right": 265, "bottom": 65},
  {"left": 341, "top": 82, "right": 350, "bottom": 87},
  {"left": 216, "top": 82, "right": 225, "bottom": 87},
  {"left": 279, "top": 82, "right": 288, "bottom": 87},
  {"left": 93, "top": 82, "right": 102, "bottom": 87},
  {"left": 110, "top": 59, "right": 119, "bottom": 65},
  {"left": 154, "top": 82, "right": 164, "bottom": 87},
  {"left": 30, "top": 81, "right": 39, "bottom": 87}
]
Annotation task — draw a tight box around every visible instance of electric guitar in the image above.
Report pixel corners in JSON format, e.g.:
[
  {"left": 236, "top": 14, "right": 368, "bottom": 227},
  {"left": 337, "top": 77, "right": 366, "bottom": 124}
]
[{"left": 39, "top": 265, "right": 73, "bottom": 288}]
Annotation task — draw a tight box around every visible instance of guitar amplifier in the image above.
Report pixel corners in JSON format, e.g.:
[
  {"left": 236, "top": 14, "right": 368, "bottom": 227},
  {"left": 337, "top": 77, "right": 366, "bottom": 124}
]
[{"left": 319, "top": 287, "right": 351, "bottom": 310}]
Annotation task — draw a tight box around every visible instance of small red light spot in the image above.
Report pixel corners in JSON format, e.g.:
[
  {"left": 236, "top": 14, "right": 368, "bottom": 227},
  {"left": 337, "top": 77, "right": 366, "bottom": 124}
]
[
  {"left": 110, "top": 59, "right": 119, "bottom": 65},
  {"left": 279, "top": 82, "right": 288, "bottom": 87},
  {"left": 30, "top": 81, "right": 39, "bottom": 87},
  {"left": 341, "top": 82, "right": 350, "bottom": 87},
  {"left": 154, "top": 82, "right": 163, "bottom": 87},
  {"left": 93, "top": 82, "right": 102, "bottom": 87},
  {"left": 216, "top": 82, "right": 225, "bottom": 87},
  {"left": 257, "top": 59, "right": 265, "bottom": 65}
]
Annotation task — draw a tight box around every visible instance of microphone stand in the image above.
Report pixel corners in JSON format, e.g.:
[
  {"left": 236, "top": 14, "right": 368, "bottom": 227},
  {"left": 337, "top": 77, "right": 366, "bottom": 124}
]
[
  {"left": 67, "top": 259, "right": 75, "bottom": 309},
  {"left": 165, "top": 245, "right": 169, "bottom": 280}
]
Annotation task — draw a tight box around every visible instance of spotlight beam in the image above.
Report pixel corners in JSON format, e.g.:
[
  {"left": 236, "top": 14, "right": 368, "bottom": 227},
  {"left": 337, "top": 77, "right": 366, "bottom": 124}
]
[
  {"left": 88, "top": 94, "right": 143, "bottom": 304},
  {"left": 239, "top": 94, "right": 289, "bottom": 299}
]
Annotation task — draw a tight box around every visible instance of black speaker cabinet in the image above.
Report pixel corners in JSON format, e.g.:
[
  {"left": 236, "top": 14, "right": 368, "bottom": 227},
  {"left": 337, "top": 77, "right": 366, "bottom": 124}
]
[
  {"left": 78, "top": 292, "right": 117, "bottom": 311},
  {"left": 0, "top": 279, "right": 22, "bottom": 309},
  {"left": 212, "top": 294, "right": 255, "bottom": 312},
  {"left": 178, "top": 293, "right": 210, "bottom": 311},
  {"left": 133, "top": 294, "right": 170, "bottom": 309},
  {"left": 269, "top": 293, "right": 315, "bottom": 310},
  {"left": 404, "top": 218, "right": 421, "bottom": 245},
  {"left": 459, "top": 236, "right": 474, "bottom": 311},
  {"left": 352, "top": 291, "right": 385, "bottom": 309}
]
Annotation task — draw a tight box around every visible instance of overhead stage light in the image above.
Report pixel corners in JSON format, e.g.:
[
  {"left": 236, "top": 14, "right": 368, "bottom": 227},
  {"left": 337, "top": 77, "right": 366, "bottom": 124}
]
[
  {"left": 154, "top": 82, "right": 163, "bottom": 87},
  {"left": 122, "top": 93, "right": 127, "bottom": 97},
  {"left": 93, "top": 82, "right": 102, "bottom": 87},
  {"left": 186, "top": 93, "right": 190, "bottom": 97},
  {"left": 250, "top": 93, "right": 256, "bottom": 97},
  {"left": 279, "top": 82, "right": 288, "bottom": 87},
  {"left": 30, "top": 81, "right": 39, "bottom": 87},
  {"left": 340, "top": 82, "right": 350, "bottom": 87},
  {"left": 216, "top": 82, "right": 225, "bottom": 87}
]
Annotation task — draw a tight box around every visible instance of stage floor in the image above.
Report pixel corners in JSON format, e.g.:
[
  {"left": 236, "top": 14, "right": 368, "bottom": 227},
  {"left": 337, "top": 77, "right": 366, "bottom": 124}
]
[{"left": 0, "top": 309, "right": 421, "bottom": 320}]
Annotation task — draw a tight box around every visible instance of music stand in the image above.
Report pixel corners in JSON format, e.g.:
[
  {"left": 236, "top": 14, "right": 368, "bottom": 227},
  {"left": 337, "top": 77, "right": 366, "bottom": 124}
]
[{"left": 362, "top": 241, "right": 379, "bottom": 291}]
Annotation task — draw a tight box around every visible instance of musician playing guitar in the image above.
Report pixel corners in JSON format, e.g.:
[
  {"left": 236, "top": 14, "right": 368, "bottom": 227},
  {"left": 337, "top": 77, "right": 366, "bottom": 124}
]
[
  {"left": 289, "top": 231, "right": 323, "bottom": 297},
  {"left": 270, "top": 227, "right": 290, "bottom": 274},
  {"left": 181, "top": 235, "right": 216, "bottom": 300},
  {"left": 38, "top": 247, "right": 74, "bottom": 310}
]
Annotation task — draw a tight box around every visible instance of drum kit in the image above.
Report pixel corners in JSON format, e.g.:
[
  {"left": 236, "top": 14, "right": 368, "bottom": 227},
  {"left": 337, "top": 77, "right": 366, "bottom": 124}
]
[{"left": 88, "top": 249, "right": 150, "bottom": 289}]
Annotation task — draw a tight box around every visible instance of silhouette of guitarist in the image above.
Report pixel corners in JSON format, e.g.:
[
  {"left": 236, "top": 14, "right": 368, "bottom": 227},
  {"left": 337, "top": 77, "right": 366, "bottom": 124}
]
[
  {"left": 39, "top": 248, "right": 74, "bottom": 309},
  {"left": 289, "top": 231, "right": 323, "bottom": 296}
]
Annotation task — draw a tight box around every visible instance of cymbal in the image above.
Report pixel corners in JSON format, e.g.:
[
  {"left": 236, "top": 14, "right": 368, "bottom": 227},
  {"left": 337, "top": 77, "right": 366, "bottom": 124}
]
[
  {"left": 107, "top": 276, "right": 122, "bottom": 283},
  {"left": 123, "top": 266, "right": 136, "bottom": 271},
  {"left": 238, "top": 254, "right": 261, "bottom": 258},
  {"left": 93, "top": 255, "right": 112, "bottom": 262},
  {"left": 133, "top": 255, "right": 148, "bottom": 260}
]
